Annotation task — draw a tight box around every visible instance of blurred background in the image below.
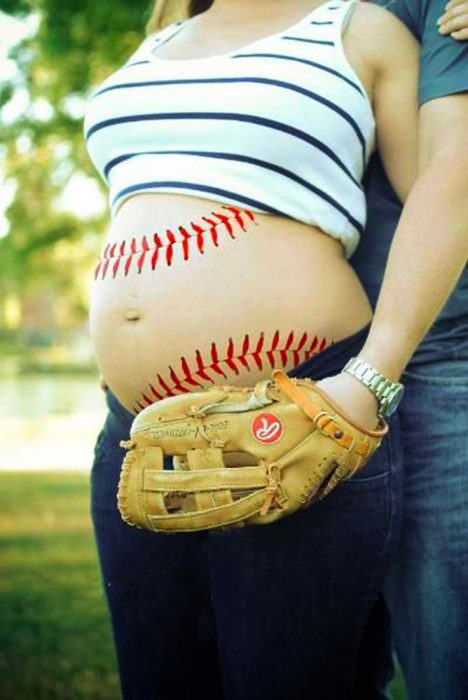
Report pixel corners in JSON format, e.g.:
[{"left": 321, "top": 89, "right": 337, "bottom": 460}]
[
  {"left": 0, "top": 0, "right": 155, "bottom": 470},
  {"left": 0, "top": 1, "right": 406, "bottom": 697},
  {"left": 0, "top": 2, "right": 152, "bottom": 697}
]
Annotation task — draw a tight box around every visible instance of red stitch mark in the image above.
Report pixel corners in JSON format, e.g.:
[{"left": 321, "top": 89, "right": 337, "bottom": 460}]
[
  {"left": 266, "top": 329, "right": 281, "bottom": 368},
  {"left": 318, "top": 336, "right": 328, "bottom": 352},
  {"left": 156, "top": 373, "right": 176, "bottom": 397},
  {"left": 307, "top": 336, "right": 319, "bottom": 356},
  {"left": 151, "top": 233, "right": 162, "bottom": 270},
  {"left": 112, "top": 256, "right": 121, "bottom": 278},
  {"left": 280, "top": 330, "right": 295, "bottom": 365},
  {"left": 169, "top": 365, "right": 189, "bottom": 393},
  {"left": 165, "top": 229, "right": 176, "bottom": 266},
  {"left": 122, "top": 238, "right": 137, "bottom": 276},
  {"left": 238, "top": 334, "right": 250, "bottom": 369},
  {"left": 201, "top": 218, "right": 219, "bottom": 247},
  {"left": 190, "top": 221, "right": 206, "bottom": 255},
  {"left": 210, "top": 224, "right": 218, "bottom": 247},
  {"left": 252, "top": 333, "right": 265, "bottom": 371},
  {"left": 179, "top": 226, "right": 191, "bottom": 260},
  {"left": 94, "top": 206, "right": 257, "bottom": 281},
  {"left": 210, "top": 343, "right": 228, "bottom": 378},
  {"left": 225, "top": 337, "right": 239, "bottom": 374},
  {"left": 113, "top": 240, "right": 126, "bottom": 277},
  {"left": 137, "top": 235, "right": 149, "bottom": 274},
  {"left": 181, "top": 356, "right": 204, "bottom": 387},
  {"left": 136, "top": 329, "right": 334, "bottom": 409},
  {"left": 149, "top": 383, "right": 164, "bottom": 400},
  {"left": 141, "top": 393, "right": 153, "bottom": 406},
  {"left": 195, "top": 350, "right": 214, "bottom": 382},
  {"left": 222, "top": 205, "right": 256, "bottom": 231},
  {"left": 212, "top": 211, "right": 235, "bottom": 240}
]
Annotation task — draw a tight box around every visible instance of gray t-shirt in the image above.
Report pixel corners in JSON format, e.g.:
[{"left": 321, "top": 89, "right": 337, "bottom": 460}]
[{"left": 350, "top": 0, "right": 468, "bottom": 364}]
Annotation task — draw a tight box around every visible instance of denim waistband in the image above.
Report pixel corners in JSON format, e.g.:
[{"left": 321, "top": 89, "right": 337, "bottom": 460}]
[{"left": 103, "top": 322, "right": 372, "bottom": 443}]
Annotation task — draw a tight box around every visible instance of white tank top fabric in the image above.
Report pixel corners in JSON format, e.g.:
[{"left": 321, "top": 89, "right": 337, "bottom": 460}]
[{"left": 83, "top": 0, "right": 375, "bottom": 259}]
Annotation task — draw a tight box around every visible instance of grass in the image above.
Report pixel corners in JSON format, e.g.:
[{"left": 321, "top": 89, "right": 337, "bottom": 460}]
[
  {"left": 0, "top": 472, "right": 406, "bottom": 699},
  {"left": 0, "top": 472, "right": 120, "bottom": 700}
]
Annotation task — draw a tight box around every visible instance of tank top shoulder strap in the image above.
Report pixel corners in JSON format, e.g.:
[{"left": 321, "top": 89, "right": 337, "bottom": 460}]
[
  {"left": 125, "top": 20, "right": 185, "bottom": 65},
  {"left": 295, "top": 0, "right": 359, "bottom": 40},
  {"left": 329, "top": 0, "right": 360, "bottom": 36},
  {"left": 146, "top": 20, "right": 186, "bottom": 50},
  {"left": 314, "top": 0, "right": 374, "bottom": 126},
  {"left": 272, "top": 0, "right": 360, "bottom": 54}
]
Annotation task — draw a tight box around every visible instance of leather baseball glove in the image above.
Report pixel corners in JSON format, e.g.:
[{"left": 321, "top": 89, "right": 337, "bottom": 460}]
[{"left": 117, "top": 369, "right": 389, "bottom": 533}]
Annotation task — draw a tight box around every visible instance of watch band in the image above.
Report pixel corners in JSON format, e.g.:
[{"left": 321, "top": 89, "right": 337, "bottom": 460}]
[{"left": 341, "top": 357, "right": 404, "bottom": 417}]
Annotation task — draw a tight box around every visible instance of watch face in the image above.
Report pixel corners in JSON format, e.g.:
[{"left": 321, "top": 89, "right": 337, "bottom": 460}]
[{"left": 385, "top": 386, "right": 405, "bottom": 416}]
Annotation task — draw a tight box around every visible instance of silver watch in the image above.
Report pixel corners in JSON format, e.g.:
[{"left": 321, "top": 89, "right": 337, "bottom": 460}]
[{"left": 341, "top": 357, "right": 405, "bottom": 418}]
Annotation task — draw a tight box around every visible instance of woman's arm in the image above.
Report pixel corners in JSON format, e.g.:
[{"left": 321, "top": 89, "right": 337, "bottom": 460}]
[{"left": 352, "top": 3, "right": 421, "bottom": 202}]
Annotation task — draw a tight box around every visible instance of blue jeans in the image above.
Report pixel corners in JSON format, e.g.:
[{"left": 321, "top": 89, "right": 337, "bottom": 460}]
[
  {"left": 355, "top": 350, "right": 468, "bottom": 700},
  {"left": 90, "top": 323, "right": 404, "bottom": 700}
]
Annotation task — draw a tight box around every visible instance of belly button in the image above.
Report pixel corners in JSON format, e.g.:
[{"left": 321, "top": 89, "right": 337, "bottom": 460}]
[{"left": 125, "top": 309, "right": 141, "bottom": 322}]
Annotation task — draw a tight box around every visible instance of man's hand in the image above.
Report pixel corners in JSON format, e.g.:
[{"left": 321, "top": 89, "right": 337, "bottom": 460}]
[
  {"left": 315, "top": 373, "right": 382, "bottom": 432},
  {"left": 438, "top": 0, "right": 468, "bottom": 40}
]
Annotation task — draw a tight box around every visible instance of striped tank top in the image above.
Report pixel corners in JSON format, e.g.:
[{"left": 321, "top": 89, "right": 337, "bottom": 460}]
[{"left": 83, "top": 0, "right": 375, "bottom": 259}]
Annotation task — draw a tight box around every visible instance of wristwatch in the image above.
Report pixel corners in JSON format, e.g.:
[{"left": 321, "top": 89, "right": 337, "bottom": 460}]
[{"left": 341, "top": 357, "right": 405, "bottom": 418}]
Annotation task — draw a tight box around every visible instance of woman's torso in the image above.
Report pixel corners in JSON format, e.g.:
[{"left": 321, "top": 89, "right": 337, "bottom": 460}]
[{"left": 86, "top": 0, "right": 376, "bottom": 415}]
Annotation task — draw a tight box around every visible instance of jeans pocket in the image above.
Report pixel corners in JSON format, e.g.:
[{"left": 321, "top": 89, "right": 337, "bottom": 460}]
[
  {"left": 337, "top": 410, "right": 402, "bottom": 490},
  {"left": 339, "top": 464, "right": 390, "bottom": 490},
  {"left": 403, "top": 359, "right": 468, "bottom": 387}
]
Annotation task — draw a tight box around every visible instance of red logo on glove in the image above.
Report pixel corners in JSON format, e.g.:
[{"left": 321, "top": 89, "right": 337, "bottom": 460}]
[{"left": 252, "top": 413, "right": 284, "bottom": 444}]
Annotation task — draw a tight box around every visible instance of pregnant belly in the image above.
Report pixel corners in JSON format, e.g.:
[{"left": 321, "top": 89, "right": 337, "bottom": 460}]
[{"left": 88, "top": 193, "right": 373, "bottom": 415}]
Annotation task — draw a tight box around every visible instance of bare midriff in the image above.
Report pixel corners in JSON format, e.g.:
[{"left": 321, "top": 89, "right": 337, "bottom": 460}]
[{"left": 88, "top": 193, "right": 373, "bottom": 415}]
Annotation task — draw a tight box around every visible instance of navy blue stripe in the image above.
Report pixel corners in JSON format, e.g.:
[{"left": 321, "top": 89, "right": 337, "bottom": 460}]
[
  {"left": 111, "top": 182, "right": 289, "bottom": 217},
  {"left": 105, "top": 150, "right": 363, "bottom": 232},
  {"left": 86, "top": 112, "right": 362, "bottom": 189},
  {"left": 283, "top": 36, "right": 334, "bottom": 46},
  {"left": 232, "top": 53, "right": 363, "bottom": 96},
  {"left": 91, "top": 75, "right": 366, "bottom": 160},
  {"left": 111, "top": 52, "right": 364, "bottom": 97},
  {"left": 124, "top": 60, "right": 150, "bottom": 68},
  {"left": 309, "top": 21, "right": 333, "bottom": 25}
]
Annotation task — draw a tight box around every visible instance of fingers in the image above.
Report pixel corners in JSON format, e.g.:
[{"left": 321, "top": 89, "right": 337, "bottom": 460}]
[
  {"left": 438, "top": 1, "right": 468, "bottom": 40},
  {"left": 450, "top": 28, "right": 468, "bottom": 39}
]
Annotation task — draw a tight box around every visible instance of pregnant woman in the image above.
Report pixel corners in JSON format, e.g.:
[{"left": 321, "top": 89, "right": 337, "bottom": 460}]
[{"left": 84, "top": 0, "right": 419, "bottom": 697}]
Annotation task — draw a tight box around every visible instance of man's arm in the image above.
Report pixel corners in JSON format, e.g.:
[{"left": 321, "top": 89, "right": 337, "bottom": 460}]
[
  {"left": 358, "top": 93, "right": 468, "bottom": 380},
  {"left": 316, "top": 0, "right": 468, "bottom": 427},
  {"left": 357, "top": 0, "right": 468, "bottom": 380}
]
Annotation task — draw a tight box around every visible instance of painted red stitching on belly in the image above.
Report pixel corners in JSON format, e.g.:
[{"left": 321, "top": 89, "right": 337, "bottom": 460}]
[
  {"left": 131, "top": 329, "right": 333, "bottom": 413},
  {"left": 93, "top": 205, "right": 257, "bottom": 281}
]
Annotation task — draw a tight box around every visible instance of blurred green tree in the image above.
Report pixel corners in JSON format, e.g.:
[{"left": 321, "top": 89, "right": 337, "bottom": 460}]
[{"left": 0, "top": 0, "right": 151, "bottom": 329}]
